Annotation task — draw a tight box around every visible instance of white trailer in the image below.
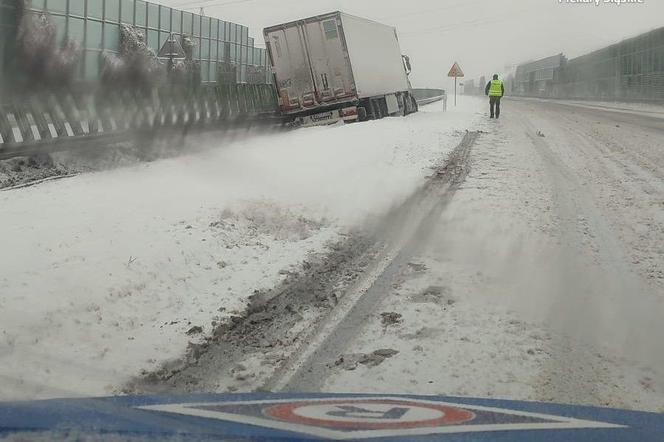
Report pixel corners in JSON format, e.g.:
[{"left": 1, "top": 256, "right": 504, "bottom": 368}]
[{"left": 264, "top": 11, "right": 418, "bottom": 126}]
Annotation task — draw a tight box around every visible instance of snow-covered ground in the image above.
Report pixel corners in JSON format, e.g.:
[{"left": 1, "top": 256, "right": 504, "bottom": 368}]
[{"left": 0, "top": 98, "right": 484, "bottom": 401}]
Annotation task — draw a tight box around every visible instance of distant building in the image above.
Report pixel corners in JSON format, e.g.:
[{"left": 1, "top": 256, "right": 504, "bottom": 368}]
[
  {"left": 513, "top": 53, "right": 566, "bottom": 97},
  {"left": 511, "top": 26, "right": 664, "bottom": 101}
]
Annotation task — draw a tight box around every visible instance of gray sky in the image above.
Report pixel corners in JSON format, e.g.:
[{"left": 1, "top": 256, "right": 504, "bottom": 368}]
[{"left": 160, "top": 0, "right": 664, "bottom": 90}]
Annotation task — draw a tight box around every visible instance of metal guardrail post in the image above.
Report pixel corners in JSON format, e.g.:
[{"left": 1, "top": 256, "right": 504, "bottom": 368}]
[
  {"left": 8, "top": 105, "right": 29, "bottom": 143},
  {"left": 63, "top": 94, "right": 86, "bottom": 135},
  {"left": 216, "top": 86, "right": 226, "bottom": 120},
  {"left": 214, "top": 87, "right": 220, "bottom": 120},
  {"left": 0, "top": 109, "right": 12, "bottom": 145},
  {"left": 203, "top": 89, "right": 213, "bottom": 123},
  {"left": 48, "top": 94, "right": 71, "bottom": 137},
  {"left": 237, "top": 85, "right": 244, "bottom": 116},
  {"left": 24, "top": 111, "right": 41, "bottom": 142},
  {"left": 27, "top": 97, "right": 53, "bottom": 141},
  {"left": 231, "top": 85, "right": 240, "bottom": 117}
]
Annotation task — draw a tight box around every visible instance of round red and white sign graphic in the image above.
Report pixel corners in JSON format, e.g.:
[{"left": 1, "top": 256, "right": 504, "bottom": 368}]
[{"left": 263, "top": 399, "right": 475, "bottom": 430}]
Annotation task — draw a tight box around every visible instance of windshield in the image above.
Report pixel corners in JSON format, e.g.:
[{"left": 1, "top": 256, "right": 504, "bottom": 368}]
[{"left": 1, "top": 0, "right": 664, "bottom": 439}]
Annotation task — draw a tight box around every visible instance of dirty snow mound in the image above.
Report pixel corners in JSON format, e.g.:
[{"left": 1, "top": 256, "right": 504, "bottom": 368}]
[
  {"left": 213, "top": 201, "right": 326, "bottom": 242},
  {"left": 0, "top": 155, "right": 72, "bottom": 188}
]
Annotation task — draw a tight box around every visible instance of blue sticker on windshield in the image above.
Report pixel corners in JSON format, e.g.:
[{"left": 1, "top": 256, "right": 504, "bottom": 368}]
[
  {"left": 137, "top": 396, "right": 623, "bottom": 440},
  {"left": 1, "top": 393, "right": 661, "bottom": 441}
]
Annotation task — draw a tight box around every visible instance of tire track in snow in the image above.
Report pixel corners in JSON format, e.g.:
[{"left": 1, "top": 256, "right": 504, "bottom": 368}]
[{"left": 266, "top": 131, "right": 479, "bottom": 392}]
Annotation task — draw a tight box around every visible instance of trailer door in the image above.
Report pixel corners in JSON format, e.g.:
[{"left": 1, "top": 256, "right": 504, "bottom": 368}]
[
  {"left": 303, "top": 16, "right": 356, "bottom": 103},
  {"left": 265, "top": 25, "right": 316, "bottom": 112}
]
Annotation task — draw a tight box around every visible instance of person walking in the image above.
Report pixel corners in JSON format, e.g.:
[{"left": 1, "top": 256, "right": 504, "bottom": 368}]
[{"left": 485, "top": 74, "right": 505, "bottom": 119}]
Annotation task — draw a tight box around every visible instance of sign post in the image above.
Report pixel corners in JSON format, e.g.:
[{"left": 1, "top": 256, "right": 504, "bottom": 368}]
[{"left": 447, "top": 62, "right": 465, "bottom": 106}]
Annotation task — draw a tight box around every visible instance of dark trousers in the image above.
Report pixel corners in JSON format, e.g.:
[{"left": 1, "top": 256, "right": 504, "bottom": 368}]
[{"left": 489, "top": 96, "right": 501, "bottom": 118}]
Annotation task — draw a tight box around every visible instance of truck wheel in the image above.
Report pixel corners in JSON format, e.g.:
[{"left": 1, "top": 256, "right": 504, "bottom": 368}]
[
  {"left": 358, "top": 107, "right": 368, "bottom": 122},
  {"left": 397, "top": 94, "right": 406, "bottom": 117},
  {"left": 410, "top": 95, "right": 419, "bottom": 114},
  {"left": 379, "top": 98, "right": 388, "bottom": 119}
]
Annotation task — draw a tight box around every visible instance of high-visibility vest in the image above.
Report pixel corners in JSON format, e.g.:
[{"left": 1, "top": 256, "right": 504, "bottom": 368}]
[{"left": 489, "top": 80, "right": 503, "bottom": 97}]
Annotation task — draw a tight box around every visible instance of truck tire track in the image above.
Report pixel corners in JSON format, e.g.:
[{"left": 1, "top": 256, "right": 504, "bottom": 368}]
[{"left": 266, "top": 131, "right": 478, "bottom": 392}]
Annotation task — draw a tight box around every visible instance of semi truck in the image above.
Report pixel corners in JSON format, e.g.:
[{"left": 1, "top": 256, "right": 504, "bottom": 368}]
[{"left": 263, "top": 12, "right": 418, "bottom": 126}]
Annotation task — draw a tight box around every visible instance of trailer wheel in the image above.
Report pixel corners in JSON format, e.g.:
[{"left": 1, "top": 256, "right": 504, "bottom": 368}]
[
  {"left": 358, "top": 106, "right": 368, "bottom": 122},
  {"left": 369, "top": 100, "right": 379, "bottom": 119},
  {"left": 379, "top": 98, "right": 389, "bottom": 119}
]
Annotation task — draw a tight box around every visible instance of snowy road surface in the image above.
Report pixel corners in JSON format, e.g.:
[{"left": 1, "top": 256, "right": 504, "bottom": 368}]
[
  {"left": 318, "top": 99, "right": 664, "bottom": 412},
  {"left": 2, "top": 97, "right": 664, "bottom": 412}
]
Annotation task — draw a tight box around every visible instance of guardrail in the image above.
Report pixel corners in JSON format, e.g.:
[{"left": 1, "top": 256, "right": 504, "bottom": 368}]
[
  {"left": 412, "top": 88, "right": 447, "bottom": 110},
  {"left": 0, "top": 84, "right": 278, "bottom": 160}
]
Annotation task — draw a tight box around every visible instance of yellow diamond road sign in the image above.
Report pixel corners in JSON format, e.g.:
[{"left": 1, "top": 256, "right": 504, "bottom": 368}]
[{"left": 448, "top": 62, "right": 464, "bottom": 78}]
